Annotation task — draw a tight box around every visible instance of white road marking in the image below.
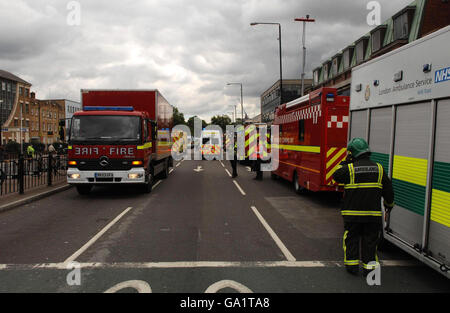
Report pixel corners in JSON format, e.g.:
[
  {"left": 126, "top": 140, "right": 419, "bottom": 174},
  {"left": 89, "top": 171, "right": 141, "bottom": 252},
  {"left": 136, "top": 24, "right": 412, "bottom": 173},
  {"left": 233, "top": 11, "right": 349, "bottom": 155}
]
[
  {"left": 169, "top": 169, "right": 174, "bottom": 174},
  {"left": 63, "top": 207, "right": 133, "bottom": 265},
  {"left": 104, "top": 280, "right": 152, "bottom": 293},
  {"left": 0, "top": 260, "right": 419, "bottom": 270},
  {"left": 153, "top": 180, "right": 163, "bottom": 188},
  {"left": 225, "top": 169, "right": 232, "bottom": 177},
  {"left": 176, "top": 163, "right": 181, "bottom": 167},
  {"left": 193, "top": 166, "right": 204, "bottom": 172},
  {"left": 220, "top": 162, "right": 225, "bottom": 168},
  {"left": 251, "top": 206, "right": 296, "bottom": 262},
  {"left": 205, "top": 280, "right": 253, "bottom": 293},
  {"left": 233, "top": 180, "right": 246, "bottom": 196}
]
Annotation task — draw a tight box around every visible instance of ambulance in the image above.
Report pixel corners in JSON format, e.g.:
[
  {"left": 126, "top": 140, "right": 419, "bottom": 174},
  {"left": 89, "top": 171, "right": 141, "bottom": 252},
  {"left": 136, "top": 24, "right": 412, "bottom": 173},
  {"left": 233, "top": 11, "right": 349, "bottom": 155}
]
[
  {"left": 201, "top": 129, "right": 222, "bottom": 160},
  {"left": 349, "top": 26, "right": 450, "bottom": 278}
]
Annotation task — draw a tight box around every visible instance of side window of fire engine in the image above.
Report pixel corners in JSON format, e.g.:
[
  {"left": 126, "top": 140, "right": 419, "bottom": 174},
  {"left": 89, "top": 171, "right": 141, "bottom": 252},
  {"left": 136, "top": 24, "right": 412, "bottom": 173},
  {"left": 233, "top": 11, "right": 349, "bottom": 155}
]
[
  {"left": 143, "top": 120, "right": 148, "bottom": 142},
  {"left": 298, "top": 120, "right": 305, "bottom": 142}
]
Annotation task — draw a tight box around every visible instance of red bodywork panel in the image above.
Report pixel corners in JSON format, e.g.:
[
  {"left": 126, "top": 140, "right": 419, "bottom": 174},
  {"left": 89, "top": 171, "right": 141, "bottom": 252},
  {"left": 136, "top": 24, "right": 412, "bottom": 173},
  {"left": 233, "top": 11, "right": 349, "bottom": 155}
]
[{"left": 273, "top": 87, "right": 350, "bottom": 192}]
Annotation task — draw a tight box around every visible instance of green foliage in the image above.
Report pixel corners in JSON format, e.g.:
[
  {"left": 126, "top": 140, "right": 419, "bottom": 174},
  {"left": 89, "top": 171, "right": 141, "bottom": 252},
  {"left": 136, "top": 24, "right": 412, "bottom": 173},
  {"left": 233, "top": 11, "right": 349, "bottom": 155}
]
[
  {"left": 187, "top": 116, "right": 208, "bottom": 135},
  {"left": 173, "top": 107, "right": 186, "bottom": 126},
  {"left": 210, "top": 115, "right": 232, "bottom": 131}
]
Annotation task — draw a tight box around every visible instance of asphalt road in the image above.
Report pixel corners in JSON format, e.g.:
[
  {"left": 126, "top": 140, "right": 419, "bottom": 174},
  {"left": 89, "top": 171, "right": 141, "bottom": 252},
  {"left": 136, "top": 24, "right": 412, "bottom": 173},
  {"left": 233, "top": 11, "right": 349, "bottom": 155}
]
[{"left": 0, "top": 158, "right": 448, "bottom": 293}]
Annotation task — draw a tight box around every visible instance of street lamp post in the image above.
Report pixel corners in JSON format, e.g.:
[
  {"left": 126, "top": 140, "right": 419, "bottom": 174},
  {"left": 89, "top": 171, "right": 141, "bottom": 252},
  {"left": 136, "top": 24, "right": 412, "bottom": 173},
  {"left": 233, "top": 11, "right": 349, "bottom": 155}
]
[
  {"left": 250, "top": 22, "right": 283, "bottom": 106},
  {"left": 226, "top": 82, "right": 244, "bottom": 122},
  {"left": 295, "top": 15, "right": 315, "bottom": 96},
  {"left": 0, "top": 99, "right": 3, "bottom": 145}
]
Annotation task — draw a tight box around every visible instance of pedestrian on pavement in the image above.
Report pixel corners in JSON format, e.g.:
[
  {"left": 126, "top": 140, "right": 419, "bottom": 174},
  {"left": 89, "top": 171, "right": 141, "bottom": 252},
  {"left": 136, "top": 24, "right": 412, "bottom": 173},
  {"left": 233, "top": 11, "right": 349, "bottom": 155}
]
[
  {"left": 332, "top": 138, "right": 394, "bottom": 277},
  {"left": 230, "top": 135, "right": 238, "bottom": 178},
  {"left": 48, "top": 143, "right": 56, "bottom": 155},
  {"left": 26, "top": 144, "right": 35, "bottom": 159}
]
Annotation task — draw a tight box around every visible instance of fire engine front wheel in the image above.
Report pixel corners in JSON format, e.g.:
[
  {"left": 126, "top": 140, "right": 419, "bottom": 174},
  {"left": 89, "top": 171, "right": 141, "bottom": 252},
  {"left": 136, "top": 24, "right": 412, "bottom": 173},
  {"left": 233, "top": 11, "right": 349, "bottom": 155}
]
[
  {"left": 76, "top": 185, "right": 93, "bottom": 195},
  {"left": 142, "top": 172, "right": 153, "bottom": 194}
]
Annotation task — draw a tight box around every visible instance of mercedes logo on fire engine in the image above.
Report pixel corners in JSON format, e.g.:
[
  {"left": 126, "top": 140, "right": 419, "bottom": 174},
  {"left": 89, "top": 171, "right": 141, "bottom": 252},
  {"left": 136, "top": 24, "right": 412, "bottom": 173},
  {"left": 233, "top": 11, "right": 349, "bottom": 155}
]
[{"left": 99, "top": 156, "right": 110, "bottom": 167}]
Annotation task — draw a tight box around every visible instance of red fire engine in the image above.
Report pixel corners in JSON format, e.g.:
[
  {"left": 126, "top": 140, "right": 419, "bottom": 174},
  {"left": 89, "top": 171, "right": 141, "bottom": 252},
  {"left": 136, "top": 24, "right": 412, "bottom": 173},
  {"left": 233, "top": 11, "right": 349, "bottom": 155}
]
[
  {"left": 67, "top": 89, "right": 173, "bottom": 195},
  {"left": 271, "top": 87, "right": 349, "bottom": 193}
]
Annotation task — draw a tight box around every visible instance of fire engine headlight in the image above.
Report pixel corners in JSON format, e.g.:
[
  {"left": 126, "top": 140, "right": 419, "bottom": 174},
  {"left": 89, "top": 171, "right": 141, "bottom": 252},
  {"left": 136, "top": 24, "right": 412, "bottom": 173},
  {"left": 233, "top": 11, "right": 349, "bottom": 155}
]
[
  {"left": 68, "top": 161, "right": 77, "bottom": 166},
  {"left": 132, "top": 161, "right": 143, "bottom": 166},
  {"left": 128, "top": 173, "right": 144, "bottom": 179},
  {"left": 69, "top": 173, "right": 81, "bottom": 179}
]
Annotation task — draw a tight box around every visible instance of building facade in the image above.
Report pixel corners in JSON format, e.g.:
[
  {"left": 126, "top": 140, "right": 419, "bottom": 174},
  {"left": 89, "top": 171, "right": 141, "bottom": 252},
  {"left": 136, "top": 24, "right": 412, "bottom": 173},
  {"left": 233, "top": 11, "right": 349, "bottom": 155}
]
[
  {"left": 312, "top": 0, "right": 450, "bottom": 95},
  {"left": 260, "top": 79, "right": 313, "bottom": 123},
  {"left": 0, "top": 70, "right": 80, "bottom": 146},
  {"left": 0, "top": 70, "right": 33, "bottom": 145}
]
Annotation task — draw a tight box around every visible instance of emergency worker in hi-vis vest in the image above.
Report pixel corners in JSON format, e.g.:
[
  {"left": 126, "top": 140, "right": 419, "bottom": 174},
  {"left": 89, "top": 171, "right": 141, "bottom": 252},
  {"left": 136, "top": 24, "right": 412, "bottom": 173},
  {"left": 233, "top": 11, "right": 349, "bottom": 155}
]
[{"left": 333, "top": 138, "right": 395, "bottom": 277}]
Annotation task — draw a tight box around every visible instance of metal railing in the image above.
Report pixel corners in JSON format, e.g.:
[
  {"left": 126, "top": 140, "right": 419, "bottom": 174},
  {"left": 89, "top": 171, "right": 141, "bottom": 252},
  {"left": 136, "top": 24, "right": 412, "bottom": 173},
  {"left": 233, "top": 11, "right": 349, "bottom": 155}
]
[{"left": 0, "top": 154, "right": 67, "bottom": 196}]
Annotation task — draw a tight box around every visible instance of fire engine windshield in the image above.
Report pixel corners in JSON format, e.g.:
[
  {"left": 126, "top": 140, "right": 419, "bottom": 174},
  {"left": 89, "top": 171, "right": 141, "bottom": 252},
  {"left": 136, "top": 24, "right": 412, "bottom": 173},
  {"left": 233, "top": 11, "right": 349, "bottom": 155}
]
[{"left": 70, "top": 115, "right": 141, "bottom": 144}]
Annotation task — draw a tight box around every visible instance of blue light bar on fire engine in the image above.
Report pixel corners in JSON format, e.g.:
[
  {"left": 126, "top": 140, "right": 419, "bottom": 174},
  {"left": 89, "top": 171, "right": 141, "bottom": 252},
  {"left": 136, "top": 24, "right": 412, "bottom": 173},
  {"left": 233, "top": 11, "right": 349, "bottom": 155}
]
[
  {"left": 83, "top": 106, "right": 135, "bottom": 111},
  {"left": 326, "top": 93, "right": 335, "bottom": 102}
]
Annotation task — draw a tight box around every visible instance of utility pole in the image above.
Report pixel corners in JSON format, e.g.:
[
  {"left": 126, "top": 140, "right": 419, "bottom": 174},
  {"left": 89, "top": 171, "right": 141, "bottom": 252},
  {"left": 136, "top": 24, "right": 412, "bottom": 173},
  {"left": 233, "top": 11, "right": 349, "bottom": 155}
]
[{"left": 295, "top": 15, "right": 315, "bottom": 96}]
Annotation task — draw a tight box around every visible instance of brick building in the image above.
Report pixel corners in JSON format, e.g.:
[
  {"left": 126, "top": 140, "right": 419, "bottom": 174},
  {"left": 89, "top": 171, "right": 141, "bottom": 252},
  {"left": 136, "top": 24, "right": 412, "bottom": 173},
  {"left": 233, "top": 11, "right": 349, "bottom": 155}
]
[
  {"left": 0, "top": 70, "right": 33, "bottom": 145},
  {"left": 312, "top": 0, "right": 450, "bottom": 95},
  {"left": 0, "top": 70, "right": 80, "bottom": 146}
]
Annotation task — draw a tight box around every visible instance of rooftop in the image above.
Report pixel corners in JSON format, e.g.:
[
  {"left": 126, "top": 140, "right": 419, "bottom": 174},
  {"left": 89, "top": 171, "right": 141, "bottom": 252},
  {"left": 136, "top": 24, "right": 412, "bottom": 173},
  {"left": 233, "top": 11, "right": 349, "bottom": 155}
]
[{"left": 0, "top": 69, "right": 31, "bottom": 86}]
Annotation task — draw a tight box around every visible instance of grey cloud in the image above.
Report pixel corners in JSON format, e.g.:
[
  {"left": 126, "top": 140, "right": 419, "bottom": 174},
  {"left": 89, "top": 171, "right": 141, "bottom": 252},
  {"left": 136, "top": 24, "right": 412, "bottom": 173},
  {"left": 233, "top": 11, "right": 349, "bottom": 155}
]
[{"left": 0, "top": 0, "right": 414, "bottom": 122}]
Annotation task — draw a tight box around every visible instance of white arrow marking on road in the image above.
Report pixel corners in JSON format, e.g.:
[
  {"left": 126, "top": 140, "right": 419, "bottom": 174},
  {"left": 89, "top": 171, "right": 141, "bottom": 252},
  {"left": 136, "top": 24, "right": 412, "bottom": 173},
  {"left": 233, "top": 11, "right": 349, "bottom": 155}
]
[
  {"left": 193, "top": 166, "right": 204, "bottom": 172},
  {"left": 246, "top": 167, "right": 251, "bottom": 172}
]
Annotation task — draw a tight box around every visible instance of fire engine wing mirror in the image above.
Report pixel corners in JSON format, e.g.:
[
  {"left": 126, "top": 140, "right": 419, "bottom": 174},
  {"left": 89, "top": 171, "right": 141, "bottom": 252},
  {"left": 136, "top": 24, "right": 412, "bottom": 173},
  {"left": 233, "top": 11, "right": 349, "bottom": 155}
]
[{"left": 149, "top": 120, "right": 157, "bottom": 141}]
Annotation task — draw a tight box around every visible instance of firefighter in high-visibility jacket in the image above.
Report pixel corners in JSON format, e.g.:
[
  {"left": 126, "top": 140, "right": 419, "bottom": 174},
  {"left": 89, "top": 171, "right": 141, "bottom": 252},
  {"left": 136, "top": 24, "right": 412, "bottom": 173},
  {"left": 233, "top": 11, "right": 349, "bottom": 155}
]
[{"left": 332, "top": 138, "right": 395, "bottom": 276}]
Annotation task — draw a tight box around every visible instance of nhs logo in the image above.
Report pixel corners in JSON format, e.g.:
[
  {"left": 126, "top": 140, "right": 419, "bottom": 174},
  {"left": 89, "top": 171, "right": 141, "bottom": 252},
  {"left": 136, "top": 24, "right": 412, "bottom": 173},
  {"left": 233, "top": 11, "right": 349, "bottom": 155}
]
[{"left": 435, "top": 67, "right": 450, "bottom": 83}]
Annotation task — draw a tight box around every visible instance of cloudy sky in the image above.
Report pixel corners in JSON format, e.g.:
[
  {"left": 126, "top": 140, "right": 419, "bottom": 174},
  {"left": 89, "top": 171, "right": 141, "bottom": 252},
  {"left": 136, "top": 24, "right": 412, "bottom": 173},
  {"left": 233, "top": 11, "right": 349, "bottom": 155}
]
[{"left": 0, "top": 0, "right": 412, "bottom": 122}]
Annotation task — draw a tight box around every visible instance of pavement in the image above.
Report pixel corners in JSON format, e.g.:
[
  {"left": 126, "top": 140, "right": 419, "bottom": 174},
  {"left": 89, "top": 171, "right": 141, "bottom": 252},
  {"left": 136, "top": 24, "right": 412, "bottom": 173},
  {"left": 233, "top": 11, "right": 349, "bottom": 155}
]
[
  {"left": 0, "top": 181, "right": 72, "bottom": 213},
  {"left": 0, "top": 158, "right": 448, "bottom": 293}
]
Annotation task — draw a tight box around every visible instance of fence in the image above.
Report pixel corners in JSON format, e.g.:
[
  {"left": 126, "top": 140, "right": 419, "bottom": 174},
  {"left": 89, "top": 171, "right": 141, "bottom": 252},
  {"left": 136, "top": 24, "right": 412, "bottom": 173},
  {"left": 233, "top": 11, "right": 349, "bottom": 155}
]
[{"left": 0, "top": 154, "right": 67, "bottom": 196}]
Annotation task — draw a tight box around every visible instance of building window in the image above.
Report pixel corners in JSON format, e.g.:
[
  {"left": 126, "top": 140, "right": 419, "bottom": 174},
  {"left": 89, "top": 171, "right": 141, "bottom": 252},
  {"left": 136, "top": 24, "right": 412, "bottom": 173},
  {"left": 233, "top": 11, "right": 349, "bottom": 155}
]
[
  {"left": 332, "top": 55, "right": 341, "bottom": 77},
  {"left": 298, "top": 120, "right": 305, "bottom": 142},
  {"left": 355, "top": 37, "right": 369, "bottom": 64},
  {"left": 393, "top": 12, "right": 410, "bottom": 40},
  {"left": 313, "top": 69, "right": 321, "bottom": 85},
  {"left": 342, "top": 45, "right": 354, "bottom": 70},
  {"left": 323, "top": 62, "right": 330, "bottom": 81}
]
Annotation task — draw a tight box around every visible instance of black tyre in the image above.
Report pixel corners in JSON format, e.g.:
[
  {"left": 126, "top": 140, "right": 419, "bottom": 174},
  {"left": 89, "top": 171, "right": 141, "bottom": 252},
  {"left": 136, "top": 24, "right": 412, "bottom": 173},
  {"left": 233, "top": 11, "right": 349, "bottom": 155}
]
[
  {"left": 142, "top": 172, "right": 153, "bottom": 194},
  {"left": 76, "top": 185, "right": 92, "bottom": 195},
  {"left": 271, "top": 172, "right": 278, "bottom": 180},
  {"left": 160, "top": 159, "right": 169, "bottom": 179},
  {"left": 293, "top": 172, "right": 305, "bottom": 195}
]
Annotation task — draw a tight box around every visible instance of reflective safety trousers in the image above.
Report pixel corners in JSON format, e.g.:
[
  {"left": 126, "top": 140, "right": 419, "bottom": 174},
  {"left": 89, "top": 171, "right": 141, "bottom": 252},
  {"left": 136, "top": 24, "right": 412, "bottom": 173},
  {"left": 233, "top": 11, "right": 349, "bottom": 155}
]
[
  {"left": 332, "top": 156, "right": 395, "bottom": 223},
  {"left": 343, "top": 221, "right": 381, "bottom": 269}
]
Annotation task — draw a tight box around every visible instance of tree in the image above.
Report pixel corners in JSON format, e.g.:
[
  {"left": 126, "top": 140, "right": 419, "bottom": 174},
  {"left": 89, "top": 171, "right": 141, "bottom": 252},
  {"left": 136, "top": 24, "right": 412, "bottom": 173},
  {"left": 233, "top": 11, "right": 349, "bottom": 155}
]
[
  {"left": 210, "top": 115, "right": 232, "bottom": 131},
  {"left": 187, "top": 116, "right": 208, "bottom": 136},
  {"left": 173, "top": 107, "right": 186, "bottom": 126}
]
